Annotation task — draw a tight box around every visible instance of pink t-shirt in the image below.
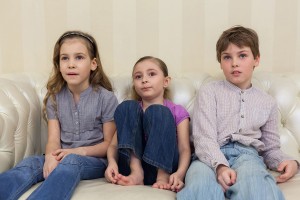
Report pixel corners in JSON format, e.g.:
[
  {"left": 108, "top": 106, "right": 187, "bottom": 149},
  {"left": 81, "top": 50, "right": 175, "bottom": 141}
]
[{"left": 140, "top": 99, "right": 190, "bottom": 126}]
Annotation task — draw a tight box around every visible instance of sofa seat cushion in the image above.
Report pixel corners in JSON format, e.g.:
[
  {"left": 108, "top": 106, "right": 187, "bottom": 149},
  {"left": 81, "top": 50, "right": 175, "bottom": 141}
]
[{"left": 19, "top": 178, "right": 176, "bottom": 200}]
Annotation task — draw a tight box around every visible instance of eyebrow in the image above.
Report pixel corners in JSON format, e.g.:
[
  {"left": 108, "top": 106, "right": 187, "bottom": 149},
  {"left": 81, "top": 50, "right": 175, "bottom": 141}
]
[
  {"left": 133, "top": 68, "right": 158, "bottom": 74},
  {"left": 221, "top": 49, "right": 249, "bottom": 55}
]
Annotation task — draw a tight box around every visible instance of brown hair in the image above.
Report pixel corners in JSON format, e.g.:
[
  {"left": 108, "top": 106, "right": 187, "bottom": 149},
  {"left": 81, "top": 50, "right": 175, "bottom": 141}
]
[
  {"left": 131, "top": 56, "right": 170, "bottom": 101},
  {"left": 216, "top": 25, "right": 260, "bottom": 63},
  {"left": 42, "top": 30, "right": 113, "bottom": 121}
]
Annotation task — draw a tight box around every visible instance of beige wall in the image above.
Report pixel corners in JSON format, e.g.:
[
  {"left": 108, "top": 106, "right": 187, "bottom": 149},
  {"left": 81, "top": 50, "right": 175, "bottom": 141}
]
[{"left": 0, "top": 0, "right": 300, "bottom": 76}]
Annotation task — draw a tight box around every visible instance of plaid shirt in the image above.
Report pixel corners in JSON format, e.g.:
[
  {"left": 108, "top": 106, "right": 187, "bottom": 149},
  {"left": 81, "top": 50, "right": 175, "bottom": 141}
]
[{"left": 193, "top": 80, "right": 292, "bottom": 171}]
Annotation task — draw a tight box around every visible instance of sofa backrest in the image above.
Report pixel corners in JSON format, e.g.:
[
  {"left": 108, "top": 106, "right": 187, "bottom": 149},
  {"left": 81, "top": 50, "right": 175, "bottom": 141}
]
[{"left": 0, "top": 72, "right": 299, "bottom": 172}]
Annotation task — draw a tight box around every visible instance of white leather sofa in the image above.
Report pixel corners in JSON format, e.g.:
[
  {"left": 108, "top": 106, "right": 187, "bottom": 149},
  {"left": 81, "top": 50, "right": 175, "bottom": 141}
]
[{"left": 0, "top": 72, "right": 299, "bottom": 200}]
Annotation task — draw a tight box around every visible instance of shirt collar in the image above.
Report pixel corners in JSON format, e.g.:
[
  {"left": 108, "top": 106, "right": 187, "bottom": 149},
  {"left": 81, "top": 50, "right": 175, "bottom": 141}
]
[{"left": 223, "top": 80, "right": 253, "bottom": 93}]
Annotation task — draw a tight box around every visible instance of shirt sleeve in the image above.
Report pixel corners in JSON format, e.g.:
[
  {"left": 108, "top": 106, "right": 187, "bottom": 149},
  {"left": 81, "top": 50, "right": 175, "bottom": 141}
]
[
  {"left": 100, "top": 90, "right": 119, "bottom": 123},
  {"left": 260, "top": 102, "right": 293, "bottom": 170},
  {"left": 174, "top": 104, "right": 190, "bottom": 125},
  {"left": 46, "top": 96, "right": 58, "bottom": 120},
  {"left": 193, "top": 84, "right": 229, "bottom": 172}
]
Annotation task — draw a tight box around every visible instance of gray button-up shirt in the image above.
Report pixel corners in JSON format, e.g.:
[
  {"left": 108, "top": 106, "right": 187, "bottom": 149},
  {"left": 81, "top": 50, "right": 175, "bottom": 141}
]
[
  {"left": 47, "top": 85, "right": 118, "bottom": 149},
  {"left": 193, "top": 80, "right": 292, "bottom": 172}
]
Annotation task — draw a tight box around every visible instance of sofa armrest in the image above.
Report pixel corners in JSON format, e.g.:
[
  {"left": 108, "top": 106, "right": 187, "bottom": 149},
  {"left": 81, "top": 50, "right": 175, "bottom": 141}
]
[{"left": 0, "top": 76, "right": 44, "bottom": 172}]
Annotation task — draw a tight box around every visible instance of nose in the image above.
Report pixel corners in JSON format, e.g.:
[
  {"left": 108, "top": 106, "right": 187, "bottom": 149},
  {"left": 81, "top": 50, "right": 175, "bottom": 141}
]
[
  {"left": 142, "top": 77, "right": 148, "bottom": 83},
  {"left": 232, "top": 58, "right": 239, "bottom": 68},
  {"left": 68, "top": 60, "right": 75, "bottom": 69}
]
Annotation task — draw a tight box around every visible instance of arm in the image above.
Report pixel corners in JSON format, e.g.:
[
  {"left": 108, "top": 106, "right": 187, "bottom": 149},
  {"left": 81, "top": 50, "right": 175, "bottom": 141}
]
[
  {"left": 260, "top": 103, "right": 299, "bottom": 182},
  {"left": 169, "top": 118, "right": 191, "bottom": 192},
  {"left": 105, "top": 132, "right": 120, "bottom": 183},
  {"left": 193, "top": 85, "right": 229, "bottom": 171},
  {"left": 53, "top": 121, "right": 116, "bottom": 160},
  {"left": 43, "top": 119, "right": 61, "bottom": 178},
  {"left": 260, "top": 103, "right": 294, "bottom": 170}
]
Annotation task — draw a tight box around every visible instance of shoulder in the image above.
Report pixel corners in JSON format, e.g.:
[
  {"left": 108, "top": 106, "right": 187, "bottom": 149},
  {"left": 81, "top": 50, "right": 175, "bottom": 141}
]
[
  {"left": 95, "top": 86, "right": 117, "bottom": 99},
  {"left": 199, "top": 80, "right": 224, "bottom": 92},
  {"left": 251, "top": 86, "right": 276, "bottom": 105},
  {"left": 164, "top": 99, "right": 189, "bottom": 117}
]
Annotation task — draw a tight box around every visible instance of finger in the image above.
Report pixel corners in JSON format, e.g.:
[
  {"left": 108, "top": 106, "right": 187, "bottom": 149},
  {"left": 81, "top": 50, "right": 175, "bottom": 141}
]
[
  {"left": 230, "top": 171, "right": 237, "bottom": 185},
  {"left": 175, "top": 181, "right": 184, "bottom": 192},
  {"left": 168, "top": 175, "right": 174, "bottom": 185},
  {"left": 52, "top": 149, "right": 61, "bottom": 156},
  {"left": 217, "top": 178, "right": 229, "bottom": 192},
  {"left": 56, "top": 152, "right": 65, "bottom": 161},
  {"left": 277, "top": 162, "right": 287, "bottom": 172}
]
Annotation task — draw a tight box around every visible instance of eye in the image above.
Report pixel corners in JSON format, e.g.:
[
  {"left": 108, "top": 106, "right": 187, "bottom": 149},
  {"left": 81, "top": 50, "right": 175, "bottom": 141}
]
[
  {"left": 60, "top": 56, "right": 68, "bottom": 61},
  {"left": 149, "top": 72, "right": 156, "bottom": 77},
  {"left": 134, "top": 75, "right": 142, "bottom": 80},
  {"left": 239, "top": 54, "right": 247, "bottom": 59},
  {"left": 76, "top": 55, "right": 84, "bottom": 60},
  {"left": 222, "top": 55, "right": 231, "bottom": 60}
]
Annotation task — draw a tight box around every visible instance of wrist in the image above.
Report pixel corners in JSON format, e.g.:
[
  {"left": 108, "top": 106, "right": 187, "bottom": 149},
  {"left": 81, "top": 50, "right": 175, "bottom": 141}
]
[{"left": 216, "top": 164, "right": 228, "bottom": 174}]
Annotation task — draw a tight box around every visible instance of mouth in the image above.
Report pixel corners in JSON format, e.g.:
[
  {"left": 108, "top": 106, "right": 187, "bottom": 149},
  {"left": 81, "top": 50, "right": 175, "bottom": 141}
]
[
  {"left": 231, "top": 70, "right": 241, "bottom": 75},
  {"left": 142, "top": 87, "right": 151, "bottom": 91},
  {"left": 67, "top": 72, "right": 78, "bottom": 76}
]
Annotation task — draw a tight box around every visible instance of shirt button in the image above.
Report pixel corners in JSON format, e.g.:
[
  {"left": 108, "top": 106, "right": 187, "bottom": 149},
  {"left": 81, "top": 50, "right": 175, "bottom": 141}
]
[
  {"left": 241, "top": 115, "right": 244, "bottom": 118},
  {"left": 74, "top": 112, "right": 78, "bottom": 115},
  {"left": 242, "top": 99, "right": 245, "bottom": 102},
  {"left": 75, "top": 121, "right": 78, "bottom": 124},
  {"left": 241, "top": 91, "right": 244, "bottom": 94},
  {"left": 239, "top": 129, "right": 242, "bottom": 132}
]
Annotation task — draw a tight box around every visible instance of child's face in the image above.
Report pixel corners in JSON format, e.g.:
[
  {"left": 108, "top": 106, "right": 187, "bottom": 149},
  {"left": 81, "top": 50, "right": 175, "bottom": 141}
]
[
  {"left": 59, "top": 38, "right": 97, "bottom": 92},
  {"left": 132, "top": 60, "right": 170, "bottom": 103},
  {"left": 220, "top": 43, "right": 260, "bottom": 89}
]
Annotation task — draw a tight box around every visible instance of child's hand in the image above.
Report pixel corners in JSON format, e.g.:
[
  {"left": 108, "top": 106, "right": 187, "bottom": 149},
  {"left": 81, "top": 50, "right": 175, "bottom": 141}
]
[
  {"left": 216, "top": 165, "right": 236, "bottom": 192},
  {"left": 169, "top": 172, "right": 184, "bottom": 192},
  {"left": 105, "top": 163, "right": 120, "bottom": 184},
  {"left": 43, "top": 153, "right": 59, "bottom": 179},
  {"left": 276, "top": 160, "right": 299, "bottom": 183}
]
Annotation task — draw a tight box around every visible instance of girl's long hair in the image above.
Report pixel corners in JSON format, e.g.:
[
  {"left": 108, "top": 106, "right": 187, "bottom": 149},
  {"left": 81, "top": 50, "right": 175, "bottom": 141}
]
[{"left": 42, "top": 30, "right": 112, "bottom": 121}]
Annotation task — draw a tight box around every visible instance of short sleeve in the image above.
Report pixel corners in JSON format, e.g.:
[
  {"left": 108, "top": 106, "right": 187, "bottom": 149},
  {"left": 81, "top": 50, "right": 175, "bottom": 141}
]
[
  {"left": 174, "top": 105, "right": 190, "bottom": 126},
  {"left": 100, "top": 90, "right": 119, "bottom": 123},
  {"left": 46, "top": 97, "right": 58, "bottom": 120}
]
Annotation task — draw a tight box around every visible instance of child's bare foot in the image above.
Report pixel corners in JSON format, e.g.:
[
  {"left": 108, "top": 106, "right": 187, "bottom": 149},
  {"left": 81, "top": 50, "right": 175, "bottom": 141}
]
[
  {"left": 152, "top": 169, "right": 171, "bottom": 190},
  {"left": 116, "top": 171, "right": 144, "bottom": 186},
  {"left": 117, "top": 152, "right": 144, "bottom": 186}
]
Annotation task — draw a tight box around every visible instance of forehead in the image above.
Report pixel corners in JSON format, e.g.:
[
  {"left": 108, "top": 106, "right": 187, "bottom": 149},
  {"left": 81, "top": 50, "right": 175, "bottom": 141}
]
[
  {"left": 60, "top": 38, "right": 89, "bottom": 53},
  {"left": 222, "top": 43, "right": 251, "bottom": 54},
  {"left": 133, "top": 60, "right": 161, "bottom": 72}
]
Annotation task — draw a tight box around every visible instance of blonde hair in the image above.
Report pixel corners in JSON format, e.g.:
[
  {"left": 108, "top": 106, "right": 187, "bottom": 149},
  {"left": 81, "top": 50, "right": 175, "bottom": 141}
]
[
  {"left": 42, "top": 30, "right": 112, "bottom": 121},
  {"left": 131, "top": 56, "right": 170, "bottom": 101}
]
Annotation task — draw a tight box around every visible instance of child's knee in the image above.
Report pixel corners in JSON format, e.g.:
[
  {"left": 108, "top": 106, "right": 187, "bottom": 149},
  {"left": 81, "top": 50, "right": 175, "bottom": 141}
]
[{"left": 16, "top": 156, "right": 44, "bottom": 170}]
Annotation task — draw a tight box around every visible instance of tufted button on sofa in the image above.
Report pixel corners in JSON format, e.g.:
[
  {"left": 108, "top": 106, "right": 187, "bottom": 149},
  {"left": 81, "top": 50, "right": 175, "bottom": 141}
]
[{"left": 0, "top": 72, "right": 299, "bottom": 200}]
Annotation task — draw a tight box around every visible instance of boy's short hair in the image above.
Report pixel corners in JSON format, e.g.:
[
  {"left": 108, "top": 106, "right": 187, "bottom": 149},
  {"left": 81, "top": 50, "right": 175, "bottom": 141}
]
[{"left": 216, "top": 25, "right": 260, "bottom": 63}]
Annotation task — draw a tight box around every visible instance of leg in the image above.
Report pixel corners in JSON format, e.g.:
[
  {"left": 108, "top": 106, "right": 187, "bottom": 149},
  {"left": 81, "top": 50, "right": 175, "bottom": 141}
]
[
  {"left": 28, "top": 154, "right": 106, "bottom": 200},
  {"left": 177, "top": 159, "right": 224, "bottom": 200},
  {"left": 0, "top": 155, "right": 44, "bottom": 200},
  {"left": 114, "top": 100, "right": 144, "bottom": 160},
  {"left": 114, "top": 100, "right": 145, "bottom": 186},
  {"left": 142, "top": 105, "right": 178, "bottom": 187},
  {"left": 224, "top": 143, "right": 285, "bottom": 200}
]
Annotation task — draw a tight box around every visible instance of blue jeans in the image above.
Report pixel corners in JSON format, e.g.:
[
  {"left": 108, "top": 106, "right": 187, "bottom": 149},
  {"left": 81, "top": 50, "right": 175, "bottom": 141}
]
[
  {"left": 114, "top": 100, "right": 179, "bottom": 185},
  {"left": 177, "top": 142, "right": 285, "bottom": 200},
  {"left": 0, "top": 154, "right": 106, "bottom": 200}
]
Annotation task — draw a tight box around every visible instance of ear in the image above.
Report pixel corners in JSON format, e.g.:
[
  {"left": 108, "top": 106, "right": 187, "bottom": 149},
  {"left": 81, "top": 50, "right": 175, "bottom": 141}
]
[
  {"left": 163, "top": 76, "right": 171, "bottom": 88},
  {"left": 91, "top": 58, "right": 97, "bottom": 71},
  {"left": 253, "top": 55, "right": 260, "bottom": 69}
]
